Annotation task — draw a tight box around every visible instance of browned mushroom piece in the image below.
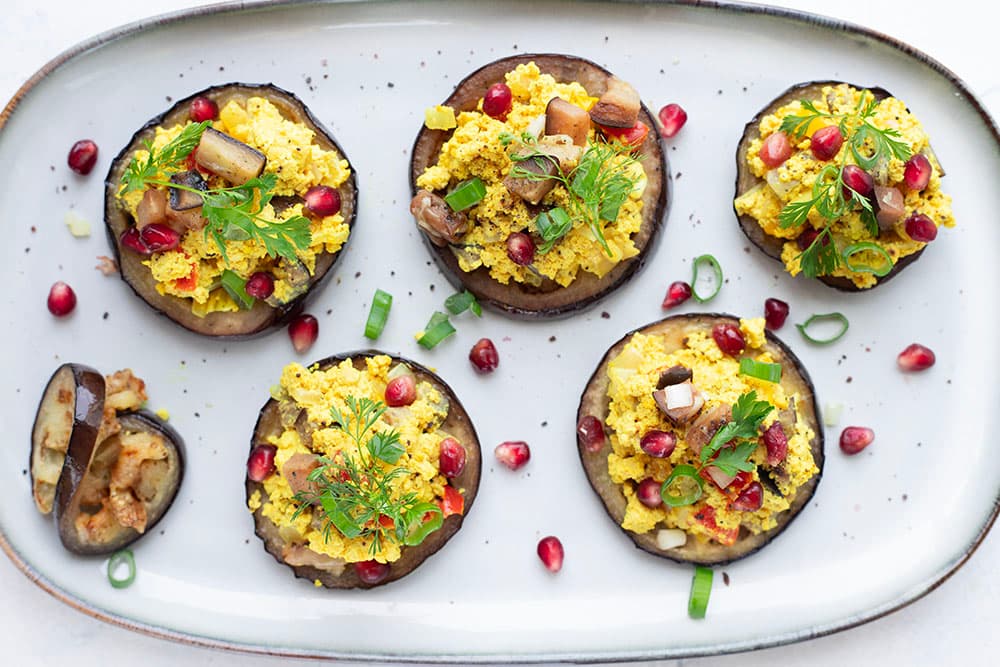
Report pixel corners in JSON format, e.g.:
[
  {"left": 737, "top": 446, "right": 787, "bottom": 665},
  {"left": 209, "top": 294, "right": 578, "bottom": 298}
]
[
  {"left": 545, "top": 97, "right": 590, "bottom": 146},
  {"left": 409, "top": 189, "right": 469, "bottom": 246},
  {"left": 589, "top": 76, "right": 641, "bottom": 128},
  {"left": 502, "top": 151, "right": 560, "bottom": 205}
]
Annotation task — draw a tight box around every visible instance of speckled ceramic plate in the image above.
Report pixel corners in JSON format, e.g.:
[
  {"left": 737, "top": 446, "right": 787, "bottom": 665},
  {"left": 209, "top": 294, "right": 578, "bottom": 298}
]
[{"left": 0, "top": 0, "right": 997, "bottom": 662}]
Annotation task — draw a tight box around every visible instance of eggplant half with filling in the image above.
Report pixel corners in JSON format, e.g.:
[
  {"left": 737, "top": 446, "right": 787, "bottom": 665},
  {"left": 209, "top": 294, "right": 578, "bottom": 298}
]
[
  {"left": 577, "top": 314, "right": 823, "bottom": 565},
  {"left": 105, "top": 83, "right": 357, "bottom": 336},
  {"left": 409, "top": 54, "right": 669, "bottom": 318},
  {"left": 30, "top": 364, "right": 184, "bottom": 555},
  {"left": 734, "top": 81, "right": 953, "bottom": 291},
  {"left": 246, "top": 352, "right": 481, "bottom": 588}
]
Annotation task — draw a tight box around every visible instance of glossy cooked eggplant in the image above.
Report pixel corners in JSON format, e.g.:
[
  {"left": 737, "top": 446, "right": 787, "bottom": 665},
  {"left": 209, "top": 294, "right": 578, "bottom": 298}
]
[
  {"left": 577, "top": 314, "right": 823, "bottom": 565},
  {"left": 410, "top": 54, "right": 669, "bottom": 318},
  {"left": 105, "top": 83, "right": 358, "bottom": 337},
  {"left": 246, "top": 352, "right": 481, "bottom": 589}
]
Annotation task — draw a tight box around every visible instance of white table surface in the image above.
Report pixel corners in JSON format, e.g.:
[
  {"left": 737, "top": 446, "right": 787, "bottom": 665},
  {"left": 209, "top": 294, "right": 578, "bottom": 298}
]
[{"left": 2, "top": 1, "right": 996, "bottom": 664}]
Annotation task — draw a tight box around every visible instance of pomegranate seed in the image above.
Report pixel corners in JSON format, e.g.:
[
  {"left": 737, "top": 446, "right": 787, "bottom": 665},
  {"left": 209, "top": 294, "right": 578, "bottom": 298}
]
[
  {"left": 384, "top": 375, "right": 416, "bottom": 407},
  {"left": 636, "top": 478, "right": 664, "bottom": 508},
  {"left": 796, "top": 228, "right": 829, "bottom": 251},
  {"left": 903, "top": 154, "right": 933, "bottom": 191},
  {"left": 139, "top": 223, "right": 181, "bottom": 252},
  {"left": 711, "top": 323, "right": 746, "bottom": 356},
  {"left": 354, "top": 559, "right": 390, "bottom": 585},
  {"left": 506, "top": 232, "right": 535, "bottom": 266},
  {"left": 897, "top": 343, "right": 936, "bottom": 372},
  {"left": 47, "top": 281, "right": 76, "bottom": 317},
  {"left": 764, "top": 298, "right": 789, "bottom": 330},
  {"left": 762, "top": 422, "right": 788, "bottom": 466},
  {"left": 120, "top": 227, "right": 152, "bottom": 255},
  {"left": 469, "top": 338, "right": 499, "bottom": 373},
  {"left": 661, "top": 281, "right": 692, "bottom": 309},
  {"left": 245, "top": 272, "right": 275, "bottom": 299},
  {"left": 495, "top": 441, "right": 530, "bottom": 470},
  {"left": 640, "top": 430, "right": 676, "bottom": 458},
  {"left": 731, "top": 481, "right": 763, "bottom": 511},
  {"left": 657, "top": 103, "right": 688, "bottom": 138},
  {"left": 841, "top": 164, "right": 874, "bottom": 199},
  {"left": 288, "top": 314, "right": 318, "bottom": 353},
  {"left": 840, "top": 426, "right": 874, "bottom": 455},
  {"left": 247, "top": 444, "right": 277, "bottom": 482},
  {"left": 189, "top": 96, "right": 219, "bottom": 122},
  {"left": 759, "top": 131, "right": 792, "bottom": 168},
  {"left": 482, "top": 83, "right": 513, "bottom": 120},
  {"left": 904, "top": 213, "right": 938, "bottom": 242},
  {"left": 67, "top": 139, "right": 98, "bottom": 175},
  {"left": 303, "top": 185, "right": 342, "bottom": 217},
  {"left": 576, "top": 415, "right": 606, "bottom": 453},
  {"left": 810, "top": 125, "right": 844, "bottom": 161},
  {"left": 438, "top": 437, "right": 467, "bottom": 478},
  {"left": 537, "top": 536, "right": 564, "bottom": 573}
]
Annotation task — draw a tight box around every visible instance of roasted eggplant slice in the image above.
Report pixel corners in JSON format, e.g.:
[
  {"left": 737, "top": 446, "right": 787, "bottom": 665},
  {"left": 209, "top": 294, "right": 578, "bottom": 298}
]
[
  {"left": 105, "top": 83, "right": 358, "bottom": 337},
  {"left": 410, "top": 54, "right": 669, "bottom": 318},
  {"left": 577, "top": 314, "right": 824, "bottom": 565},
  {"left": 246, "top": 352, "right": 481, "bottom": 589}
]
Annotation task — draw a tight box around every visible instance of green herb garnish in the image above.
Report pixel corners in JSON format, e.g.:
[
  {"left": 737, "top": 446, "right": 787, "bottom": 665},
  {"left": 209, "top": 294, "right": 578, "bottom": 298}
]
[{"left": 534, "top": 206, "right": 573, "bottom": 253}]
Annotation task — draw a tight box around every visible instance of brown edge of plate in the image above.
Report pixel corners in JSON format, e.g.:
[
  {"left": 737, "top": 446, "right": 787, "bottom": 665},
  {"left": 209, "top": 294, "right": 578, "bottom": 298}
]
[
  {"left": 409, "top": 53, "right": 670, "bottom": 319},
  {"left": 245, "top": 350, "right": 482, "bottom": 589}
]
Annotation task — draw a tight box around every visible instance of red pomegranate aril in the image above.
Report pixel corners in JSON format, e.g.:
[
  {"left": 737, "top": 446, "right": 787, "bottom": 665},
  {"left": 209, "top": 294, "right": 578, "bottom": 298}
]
[
  {"left": 537, "top": 536, "right": 564, "bottom": 573},
  {"left": 657, "top": 103, "right": 688, "bottom": 138},
  {"left": 303, "top": 185, "right": 342, "bottom": 217},
  {"left": 841, "top": 164, "right": 874, "bottom": 199},
  {"left": 120, "top": 227, "right": 152, "bottom": 255},
  {"left": 636, "top": 478, "right": 664, "bottom": 508},
  {"left": 439, "top": 437, "right": 467, "bottom": 478},
  {"left": 47, "top": 281, "right": 76, "bottom": 317},
  {"left": 67, "top": 139, "right": 98, "bottom": 175},
  {"left": 898, "top": 343, "right": 936, "bottom": 372},
  {"left": 840, "top": 426, "right": 874, "bottom": 455},
  {"left": 640, "top": 430, "right": 677, "bottom": 458},
  {"left": 796, "top": 228, "right": 829, "bottom": 251},
  {"left": 506, "top": 232, "right": 535, "bottom": 266},
  {"left": 495, "top": 441, "right": 530, "bottom": 470},
  {"left": 189, "top": 96, "right": 219, "bottom": 122},
  {"left": 810, "top": 125, "right": 844, "bottom": 161},
  {"left": 288, "top": 314, "right": 318, "bottom": 353},
  {"left": 904, "top": 213, "right": 938, "bottom": 243},
  {"left": 762, "top": 422, "right": 788, "bottom": 466},
  {"left": 469, "top": 338, "right": 499, "bottom": 374},
  {"left": 354, "top": 559, "right": 390, "bottom": 585},
  {"left": 759, "top": 131, "right": 792, "bottom": 168},
  {"left": 139, "top": 223, "right": 181, "bottom": 252},
  {"left": 577, "top": 415, "right": 606, "bottom": 453},
  {"left": 661, "top": 280, "right": 692, "bottom": 309},
  {"left": 732, "top": 481, "right": 763, "bottom": 512},
  {"left": 903, "top": 154, "right": 933, "bottom": 191},
  {"left": 712, "top": 323, "right": 746, "bottom": 356},
  {"left": 384, "top": 375, "right": 417, "bottom": 407},
  {"left": 482, "top": 83, "right": 513, "bottom": 120},
  {"left": 247, "top": 444, "right": 277, "bottom": 482},
  {"left": 764, "top": 298, "right": 790, "bottom": 331},
  {"left": 245, "top": 272, "right": 275, "bottom": 299}
]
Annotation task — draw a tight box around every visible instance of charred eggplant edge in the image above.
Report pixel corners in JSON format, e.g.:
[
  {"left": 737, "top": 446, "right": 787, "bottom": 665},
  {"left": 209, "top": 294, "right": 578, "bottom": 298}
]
[{"left": 576, "top": 313, "right": 824, "bottom": 566}]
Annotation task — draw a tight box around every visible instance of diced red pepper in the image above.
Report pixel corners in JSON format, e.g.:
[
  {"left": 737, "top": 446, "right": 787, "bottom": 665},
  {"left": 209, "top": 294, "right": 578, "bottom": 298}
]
[
  {"left": 693, "top": 506, "right": 739, "bottom": 546},
  {"left": 173, "top": 263, "right": 198, "bottom": 292},
  {"left": 378, "top": 515, "right": 395, "bottom": 529},
  {"left": 185, "top": 146, "right": 199, "bottom": 172},
  {"left": 599, "top": 120, "right": 650, "bottom": 147},
  {"left": 438, "top": 485, "right": 465, "bottom": 517}
]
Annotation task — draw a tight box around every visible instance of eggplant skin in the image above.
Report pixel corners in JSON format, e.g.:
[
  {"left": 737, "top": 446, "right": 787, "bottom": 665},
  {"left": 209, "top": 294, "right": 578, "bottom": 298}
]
[
  {"left": 104, "top": 82, "right": 359, "bottom": 338},
  {"left": 409, "top": 54, "right": 670, "bottom": 319},
  {"left": 576, "top": 313, "right": 824, "bottom": 566},
  {"left": 246, "top": 351, "right": 482, "bottom": 589},
  {"left": 734, "top": 80, "right": 925, "bottom": 292}
]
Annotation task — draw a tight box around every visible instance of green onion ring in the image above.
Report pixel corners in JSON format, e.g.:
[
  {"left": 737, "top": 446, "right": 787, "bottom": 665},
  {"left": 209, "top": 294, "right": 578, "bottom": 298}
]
[
  {"left": 796, "top": 312, "right": 849, "bottom": 345},
  {"left": 444, "top": 177, "right": 487, "bottom": 212},
  {"left": 739, "top": 358, "right": 782, "bottom": 383},
  {"left": 842, "top": 242, "right": 894, "bottom": 277},
  {"left": 660, "top": 464, "right": 704, "bottom": 507},
  {"left": 688, "top": 566, "right": 714, "bottom": 619},
  {"left": 404, "top": 510, "right": 444, "bottom": 547},
  {"left": 363, "top": 289, "right": 393, "bottom": 340},
  {"left": 690, "top": 254, "right": 723, "bottom": 303},
  {"left": 418, "top": 312, "right": 457, "bottom": 349},
  {"left": 107, "top": 549, "right": 136, "bottom": 589}
]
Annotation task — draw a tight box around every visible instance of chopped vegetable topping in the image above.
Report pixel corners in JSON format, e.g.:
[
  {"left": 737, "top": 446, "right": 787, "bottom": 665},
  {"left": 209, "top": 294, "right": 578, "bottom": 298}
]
[{"left": 364, "top": 289, "right": 393, "bottom": 340}]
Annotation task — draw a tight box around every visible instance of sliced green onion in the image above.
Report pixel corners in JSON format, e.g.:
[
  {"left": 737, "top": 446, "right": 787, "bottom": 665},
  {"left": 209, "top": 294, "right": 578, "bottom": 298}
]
[
  {"left": 417, "top": 311, "right": 456, "bottom": 349},
  {"left": 691, "top": 254, "right": 723, "bottom": 303},
  {"left": 688, "top": 566, "right": 714, "bottom": 619},
  {"left": 364, "top": 288, "right": 393, "bottom": 340},
  {"left": 797, "top": 312, "right": 849, "bottom": 345},
  {"left": 739, "top": 358, "right": 782, "bottom": 383},
  {"left": 444, "top": 290, "right": 481, "bottom": 317},
  {"left": 660, "top": 465, "right": 704, "bottom": 507},
  {"left": 220, "top": 269, "right": 254, "bottom": 310},
  {"left": 444, "top": 177, "right": 486, "bottom": 211},
  {"left": 842, "top": 242, "right": 894, "bottom": 277},
  {"left": 107, "top": 549, "right": 136, "bottom": 589},
  {"left": 535, "top": 206, "right": 573, "bottom": 253}
]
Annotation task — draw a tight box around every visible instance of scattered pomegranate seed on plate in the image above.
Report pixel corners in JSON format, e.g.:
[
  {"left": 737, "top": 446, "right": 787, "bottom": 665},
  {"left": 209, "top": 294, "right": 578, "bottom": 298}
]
[
  {"left": 763, "top": 298, "right": 789, "bottom": 330},
  {"left": 288, "top": 314, "right": 319, "bottom": 353},
  {"left": 67, "top": 139, "right": 98, "bottom": 175},
  {"left": 898, "top": 343, "right": 936, "bottom": 372},
  {"left": 47, "top": 281, "right": 76, "bottom": 317},
  {"left": 537, "top": 536, "right": 564, "bottom": 573},
  {"left": 657, "top": 103, "right": 687, "bottom": 138},
  {"left": 661, "top": 281, "right": 692, "bottom": 309},
  {"left": 840, "top": 426, "right": 874, "bottom": 455},
  {"left": 469, "top": 338, "right": 499, "bottom": 373},
  {"left": 495, "top": 441, "right": 530, "bottom": 470},
  {"left": 247, "top": 444, "right": 277, "bottom": 482}
]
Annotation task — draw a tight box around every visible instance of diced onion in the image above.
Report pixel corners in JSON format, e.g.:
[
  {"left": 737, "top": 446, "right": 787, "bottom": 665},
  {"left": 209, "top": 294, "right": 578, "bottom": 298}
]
[
  {"left": 765, "top": 169, "right": 798, "bottom": 198},
  {"left": 525, "top": 114, "right": 546, "bottom": 139},
  {"left": 705, "top": 466, "right": 736, "bottom": 490},
  {"left": 656, "top": 528, "right": 687, "bottom": 550},
  {"left": 823, "top": 402, "right": 844, "bottom": 427},
  {"left": 665, "top": 382, "right": 694, "bottom": 409}
]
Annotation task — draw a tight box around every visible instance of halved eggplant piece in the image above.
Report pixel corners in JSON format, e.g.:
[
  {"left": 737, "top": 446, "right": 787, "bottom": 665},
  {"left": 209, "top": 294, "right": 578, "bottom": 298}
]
[
  {"left": 104, "top": 83, "right": 358, "bottom": 337},
  {"left": 410, "top": 54, "right": 669, "bottom": 318},
  {"left": 577, "top": 313, "right": 824, "bottom": 565},
  {"left": 246, "top": 352, "right": 482, "bottom": 589}
]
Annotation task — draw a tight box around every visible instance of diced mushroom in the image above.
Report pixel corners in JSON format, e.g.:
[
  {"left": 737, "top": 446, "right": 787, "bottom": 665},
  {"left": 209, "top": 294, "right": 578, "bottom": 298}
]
[
  {"left": 168, "top": 170, "right": 207, "bottom": 211},
  {"left": 656, "top": 365, "right": 693, "bottom": 389},
  {"left": 545, "top": 97, "right": 590, "bottom": 146},
  {"left": 503, "top": 150, "right": 559, "bottom": 205},
  {"left": 135, "top": 189, "right": 168, "bottom": 229},
  {"left": 410, "top": 189, "right": 469, "bottom": 246},
  {"left": 873, "top": 185, "right": 905, "bottom": 231},
  {"left": 194, "top": 127, "right": 267, "bottom": 185},
  {"left": 652, "top": 380, "right": 705, "bottom": 425},
  {"left": 589, "top": 77, "right": 641, "bottom": 129},
  {"left": 685, "top": 404, "right": 733, "bottom": 456},
  {"left": 537, "top": 135, "right": 585, "bottom": 172},
  {"left": 283, "top": 453, "right": 321, "bottom": 498},
  {"left": 164, "top": 204, "right": 205, "bottom": 233}
]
